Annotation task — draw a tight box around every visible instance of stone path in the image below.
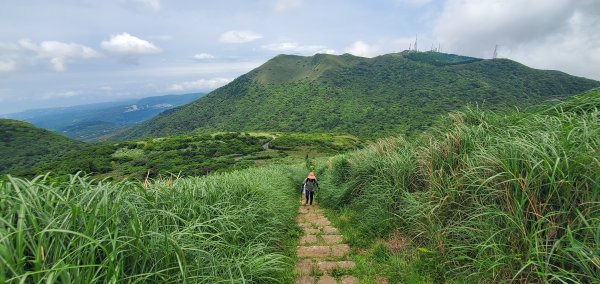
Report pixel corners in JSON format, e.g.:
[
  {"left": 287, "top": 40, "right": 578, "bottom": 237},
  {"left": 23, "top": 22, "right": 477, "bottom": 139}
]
[{"left": 295, "top": 202, "right": 358, "bottom": 284}]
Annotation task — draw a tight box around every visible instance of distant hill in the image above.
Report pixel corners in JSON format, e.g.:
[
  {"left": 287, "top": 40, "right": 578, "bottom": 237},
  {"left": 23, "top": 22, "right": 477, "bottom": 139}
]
[
  {"left": 0, "top": 119, "right": 84, "bottom": 175},
  {"left": 1, "top": 125, "right": 361, "bottom": 179},
  {"left": 121, "top": 51, "right": 600, "bottom": 139},
  {"left": 3, "top": 93, "right": 204, "bottom": 141}
]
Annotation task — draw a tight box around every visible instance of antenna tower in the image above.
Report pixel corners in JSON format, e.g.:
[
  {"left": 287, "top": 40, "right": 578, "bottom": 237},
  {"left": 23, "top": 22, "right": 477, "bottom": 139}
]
[
  {"left": 414, "top": 34, "right": 418, "bottom": 52},
  {"left": 492, "top": 44, "right": 498, "bottom": 59}
]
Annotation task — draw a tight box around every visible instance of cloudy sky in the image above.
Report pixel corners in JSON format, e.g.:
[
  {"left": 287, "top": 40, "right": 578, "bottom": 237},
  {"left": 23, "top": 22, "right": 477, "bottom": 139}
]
[{"left": 1, "top": 0, "right": 599, "bottom": 114}]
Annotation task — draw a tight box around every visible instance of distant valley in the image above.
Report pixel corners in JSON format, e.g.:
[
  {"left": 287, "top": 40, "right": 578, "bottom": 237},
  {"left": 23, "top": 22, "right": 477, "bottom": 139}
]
[{"left": 2, "top": 92, "right": 204, "bottom": 141}]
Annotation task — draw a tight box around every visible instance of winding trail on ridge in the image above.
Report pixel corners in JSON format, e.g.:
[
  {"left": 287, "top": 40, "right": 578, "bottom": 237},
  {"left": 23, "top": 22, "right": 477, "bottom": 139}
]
[
  {"left": 295, "top": 201, "right": 358, "bottom": 284},
  {"left": 262, "top": 135, "right": 276, "bottom": 150}
]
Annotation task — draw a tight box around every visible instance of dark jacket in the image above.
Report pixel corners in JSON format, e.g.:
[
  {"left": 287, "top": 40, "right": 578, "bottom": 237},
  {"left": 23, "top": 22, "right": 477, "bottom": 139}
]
[{"left": 303, "top": 178, "right": 319, "bottom": 192}]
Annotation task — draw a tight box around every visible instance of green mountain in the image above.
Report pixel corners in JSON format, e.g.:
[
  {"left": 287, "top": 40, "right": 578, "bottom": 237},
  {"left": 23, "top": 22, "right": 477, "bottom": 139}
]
[
  {"left": 3, "top": 93, "right": 204, "bottom": 141},
  {"left": 121, "top": 52, "right": 600, "bottom": 139},
  {"left": 0, "top": 119, "right": 84, "bottom": 174}
]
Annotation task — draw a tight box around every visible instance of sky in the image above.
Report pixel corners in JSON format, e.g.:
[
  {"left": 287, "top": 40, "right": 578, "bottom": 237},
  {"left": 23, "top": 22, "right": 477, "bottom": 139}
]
[{"left": 1, "top": 0, "right": 599, "bottom": 114}]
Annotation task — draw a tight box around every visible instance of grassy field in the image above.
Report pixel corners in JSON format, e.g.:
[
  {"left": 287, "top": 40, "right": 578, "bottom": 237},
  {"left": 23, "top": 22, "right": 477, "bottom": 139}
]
[
  {"left": 0, "top": 165, "right": 306, "bottom": 283},
  {"left": 316, "top": 89, "right": 600, "bottom": 283}
]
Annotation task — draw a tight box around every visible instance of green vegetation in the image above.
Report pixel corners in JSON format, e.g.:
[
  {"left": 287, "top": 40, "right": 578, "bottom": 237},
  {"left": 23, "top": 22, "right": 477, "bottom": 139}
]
[
  {"left": 0, "top": 119, "right": 84, "bottom": 174},
  {"left": 404, "top": 51, "right": 482, "bottom": 66},
  {"left": 317, "top": 88, "right": 600, "bottom": 283},
  {"left": 1, "top": 127, "right": 361, "bottom": 180},
  {"left": 0, "top": 165, "right": 303, "bottom": 283},
  {"left": 3, "top": 52, "right": 599, "bottom": 283},
  {"left": 270, "top": 133, "right": 361, "bottom": 155},
  {"left": 121, "top": 52, "right": 599, "bottom": 139}
]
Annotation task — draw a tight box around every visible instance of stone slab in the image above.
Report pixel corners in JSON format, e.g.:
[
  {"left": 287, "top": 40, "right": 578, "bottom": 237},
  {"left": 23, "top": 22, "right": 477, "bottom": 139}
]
[{"left": 297, "top": 246, "right": 330, "bottom": 258}]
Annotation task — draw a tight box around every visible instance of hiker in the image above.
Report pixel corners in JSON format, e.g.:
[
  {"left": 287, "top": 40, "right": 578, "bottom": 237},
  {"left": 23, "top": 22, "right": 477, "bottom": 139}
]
[{"left": 302, "top": 172, "right": 319, "bottom": 205}]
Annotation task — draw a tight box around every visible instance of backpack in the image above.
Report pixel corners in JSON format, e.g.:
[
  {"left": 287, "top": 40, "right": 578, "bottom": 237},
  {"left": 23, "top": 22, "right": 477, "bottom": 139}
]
[{"left": 304, "top": 179, "right": 317, "bottom": 192}]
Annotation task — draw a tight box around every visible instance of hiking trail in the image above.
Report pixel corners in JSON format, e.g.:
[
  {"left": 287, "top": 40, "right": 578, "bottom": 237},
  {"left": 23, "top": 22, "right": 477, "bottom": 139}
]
[{"left": 295, "top": 201, "right": 358, "bottom": 284}]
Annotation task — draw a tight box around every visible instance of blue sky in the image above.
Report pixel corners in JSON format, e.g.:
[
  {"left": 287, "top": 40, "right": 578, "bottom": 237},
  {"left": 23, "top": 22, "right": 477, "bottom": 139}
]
[{"left": 1, "top": 0, "right": 599, "bottom": 114}]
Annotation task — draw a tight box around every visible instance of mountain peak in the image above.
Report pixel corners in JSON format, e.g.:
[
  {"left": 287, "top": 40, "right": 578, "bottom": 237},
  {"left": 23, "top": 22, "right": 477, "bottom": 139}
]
[
  {"left": 121, "top": 52, "right": 600, "bottom": 139},
  {"left": 253, "top": 53, "right": 362, "bottom": 84}
]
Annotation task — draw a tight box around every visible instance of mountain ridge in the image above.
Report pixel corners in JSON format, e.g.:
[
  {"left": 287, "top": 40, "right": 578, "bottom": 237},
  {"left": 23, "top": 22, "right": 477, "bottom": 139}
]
[
  {"left": 3, "top": 93, "right": 204, "bottom": 141},
  {"left": 120, "top": 51, "right": 600, "bottom": 139}
]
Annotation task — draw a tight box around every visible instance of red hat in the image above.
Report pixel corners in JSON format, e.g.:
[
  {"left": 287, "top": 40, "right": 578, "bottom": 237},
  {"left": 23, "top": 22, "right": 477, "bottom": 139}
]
[{"left": 307, "top": 172, "right": 316, "bottom": 179}]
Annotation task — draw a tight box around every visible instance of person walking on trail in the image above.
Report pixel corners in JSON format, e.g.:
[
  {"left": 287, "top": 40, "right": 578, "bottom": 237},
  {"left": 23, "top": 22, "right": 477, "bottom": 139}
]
[{"left": 303, "top": 172, "right": 319, "bottom": 205}]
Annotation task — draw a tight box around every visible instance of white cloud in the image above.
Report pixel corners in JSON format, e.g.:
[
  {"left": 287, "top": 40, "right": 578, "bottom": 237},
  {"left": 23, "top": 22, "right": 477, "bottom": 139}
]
[
  {"left": 218, "top": 30, "right": 263, "bottom": 43},
  {"left": 274, "top": 0, "right": 302, "bottom": 12},
  {"left": 18, "top": 40, "right": 100, "bottom": 72},
  {"left": 101, "top": 33, "right": 162, "bottom": 56},
  {"left": 433, "top": 0, "right": 600, "bottom": 80},
  {"left": 262, "top": 42, "right": 335, "bottom": 54},
  {"left": 344, "top": 40, "right": 381, "bottom": 57},
  {"left": 0, "top": 59, "right": 17, "bottom": 72},
  {"left": 167, "top": 78, "right": 233, "bottom": 92},
  {"left": 133, "top": 0, "right": 160, "bottom": 12},
  {"left": 394, "top": 0, "right": 432, "bottom": 5},
  {"left": 193, "top": 53, "right": 215, "bottom": 60},
  {"left": 42, "top": 90, "right": 80, "bottom": 100},
  {"left": 434, "top": 0, "right": 575, "bottom": 55}
]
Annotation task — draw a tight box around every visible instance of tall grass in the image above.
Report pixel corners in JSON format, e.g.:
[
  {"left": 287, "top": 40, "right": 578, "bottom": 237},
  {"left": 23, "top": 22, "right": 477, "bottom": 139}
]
[
  {"left": 319, "top": 89, "right": 600, "bottom": 282},
  {"left": 0, "top": 165, "right": 300, "bottom": 283}
]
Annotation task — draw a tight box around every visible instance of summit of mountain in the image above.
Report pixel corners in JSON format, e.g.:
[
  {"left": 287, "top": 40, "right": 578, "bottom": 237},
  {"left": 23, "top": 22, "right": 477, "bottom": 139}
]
[{"left": 121, "top": 51, "right": 600, "bottom": 139}]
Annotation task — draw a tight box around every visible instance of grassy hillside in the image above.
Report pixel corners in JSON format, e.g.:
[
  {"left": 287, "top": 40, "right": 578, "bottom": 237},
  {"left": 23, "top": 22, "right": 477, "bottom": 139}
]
[
  {"left": 316, "top": 88, "right": 600, "bottom": 283},
  {"left": 0, "top": 119, "right": 84, "bottom": 174},
  {"left": 121, "top": 52, "right": 600, "bottom": 139},
  {"left": 0, "top": 165, "right": 303, "bottom": 283},
  {"left": 2, "top": 129, "right": 361, "bottom": 180}
]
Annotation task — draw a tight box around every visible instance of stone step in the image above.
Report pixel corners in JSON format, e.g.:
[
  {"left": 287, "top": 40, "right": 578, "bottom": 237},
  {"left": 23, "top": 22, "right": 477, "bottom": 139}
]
[
  {"left": 316, "top": 275, "right": 336, "bottom": 284},
  {"left": 331, "top": 244, "right": 350, "bottom": 257},
  {"left": 321, "top": 235, "right": 343, "bottom": 244},
  {"left": 298, "top": 222, "right": 313, "bottom": 228},
  {"left": 295, "top": 259, "right": 313, "bottom": 275},
  {"left": 296, "top": 275, "right": 314, "bottom": 284},
  {"left": 323, "top": 226, "right": 339, "bottom": 234},
  {"left": 297, "top": 244, "right": 350, "bottom": 258},
  {"left": 309, "top": 218, "right": 331, "bottom": 227},
  {"left": 303, "top": 227, "right": 321, "bottom": 234},
  {"left": 340, "top": 275, "right": 359, "bottom": 284},
  {"left": 316, "top": 260, "right": 356, "bottom": 272},
  {"left": 297, "top": 246, "right": 330, "bottom": 258},
  {"left": 299, "top": 234, "right": 318, "bottom": 244},
  {"left": 296, "top": 274, "right": 359, "bottom": 284}
]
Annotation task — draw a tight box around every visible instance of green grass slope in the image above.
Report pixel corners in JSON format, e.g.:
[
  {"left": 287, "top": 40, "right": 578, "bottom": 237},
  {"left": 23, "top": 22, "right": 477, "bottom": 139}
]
[
  {"left": 0, "top": 119, "right": 84, "bottom": 174},
  {"left": 2, "top": 129, "right": 361, "bottom": 180},
  {"left": 0, "top": 165, "right": 304, "bottom": 283},
  {"left": 316, "top": 88, "right": 600, "bottom": 283},
  {"left": 121, "top": 52, "right": 600, "bottom": 139}
]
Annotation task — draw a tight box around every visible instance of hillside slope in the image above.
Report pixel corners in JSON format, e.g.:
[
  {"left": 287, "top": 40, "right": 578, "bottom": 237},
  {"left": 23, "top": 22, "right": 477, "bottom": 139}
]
[
  {"left": 122, "top": 52, "right": 600, "bottom": 139},
  {"left": 4, "top": 93, "right": 204, "bottom": 141},
  {"left": 317, "top": 88, "right": 600, "bottom": 282},
  {"left": 0, "top": 119, "right": 84, "bottom": 174}
]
